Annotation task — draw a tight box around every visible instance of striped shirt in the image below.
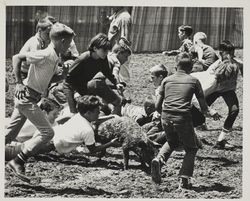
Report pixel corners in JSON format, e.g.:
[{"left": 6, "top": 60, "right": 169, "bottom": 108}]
[{"left": 25, "top": 43, "right": 59, "bottom": 94}]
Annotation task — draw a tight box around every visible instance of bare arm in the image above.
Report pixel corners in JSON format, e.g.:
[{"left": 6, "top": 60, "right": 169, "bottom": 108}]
[
  {"left": 195, "top": 80, "right": 209, "bottom": 116},
  {"left": 86, "top": 138, "right": 118, "bottom": 153},
  {"left": 155, "top": 93, "right": 164, "bottom": 114}
]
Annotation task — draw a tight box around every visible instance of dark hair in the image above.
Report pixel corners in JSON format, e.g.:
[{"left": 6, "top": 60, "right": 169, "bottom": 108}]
[
  {"left": 40, "top": 98, "right": 61, "bottom": 114},
  {"left": 219, "top": 40, "right": 235, "bottom": 54},
  {"left": 178, "top": 25, "right": 193, "bottom": 37},
  {"left": 88, "top": 33, "right": 112, "bottom": 52},
  {"left": 176, "top": 52, "right": 193, "bottom": 71},
  {"left": 76, "top": 95, "right": 101, "bottom": 115},
  {"left": 143, "top": 96, "right": 156, "bottom": 116}
]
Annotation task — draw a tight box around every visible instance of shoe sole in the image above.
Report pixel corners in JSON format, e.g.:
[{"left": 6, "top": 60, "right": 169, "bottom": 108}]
[
  {"left": 6, "top": 163, "right": 30, "bottom": 183},
  {"left": 151, "top": 160, "right": 161, "bottom": 184}
]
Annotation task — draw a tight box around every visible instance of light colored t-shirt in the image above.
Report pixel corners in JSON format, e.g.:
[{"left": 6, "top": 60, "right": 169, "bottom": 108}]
[
  {"left": 19, "top": 33, "right": 46, "bottom": 73},
  {"left": 53, "top": 113, "right": 95, "bottom": 154},
  {"left": 25, "top": 43, "right": 59, "bottom": 94}
]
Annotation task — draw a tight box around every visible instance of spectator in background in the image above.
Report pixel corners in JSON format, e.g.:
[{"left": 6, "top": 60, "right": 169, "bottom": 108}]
[
  {"left": 162, "top": 25, "right": 193, "bottom": 56},
  {"left": 108, "top": 7, "right": 132, "bottom": 85},
  {"left": 191, "top": 32, "right": 218, "bottom": 72}
]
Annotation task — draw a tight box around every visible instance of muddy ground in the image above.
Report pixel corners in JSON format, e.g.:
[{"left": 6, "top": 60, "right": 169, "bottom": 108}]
[{"left": 5, "top": 51, "right": 243, "bottom": 198}]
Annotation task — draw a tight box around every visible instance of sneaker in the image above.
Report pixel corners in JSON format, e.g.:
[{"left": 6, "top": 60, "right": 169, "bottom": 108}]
[
  {"left": 151, "top": 158, "right": 161, "bottom": 184},
  {"left": 214, "top": 139, "right": 234, "bottom": 149},
  {"left": 6, "top": 159, "right": 30, "bottom": 183},
  {"left": 178, "top": 177, "right": 192, "bottom": 189}
]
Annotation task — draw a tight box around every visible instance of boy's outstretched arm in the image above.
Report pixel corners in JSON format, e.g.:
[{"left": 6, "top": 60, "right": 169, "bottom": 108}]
[{"left": 86, "top": 138, "right": 119, "bottom": 154}]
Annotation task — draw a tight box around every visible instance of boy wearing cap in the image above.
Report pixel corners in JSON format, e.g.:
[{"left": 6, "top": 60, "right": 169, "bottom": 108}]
[
  {"left": 151, "top": 52, "right": 209, "bottom": 188},
  {"left": 5, "top": 23, "right": 75, "bottom": 183},
  {"left": 192, "top": 32, "right": 218, "bottom": 72},
  {"left": 162, "top": 25, "right": 193, "bottom": 56}
]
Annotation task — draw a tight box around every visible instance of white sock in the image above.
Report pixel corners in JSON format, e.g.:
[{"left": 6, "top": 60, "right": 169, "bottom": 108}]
[{"left": 217, "top": 128, "right": 229, "bottom": 142}]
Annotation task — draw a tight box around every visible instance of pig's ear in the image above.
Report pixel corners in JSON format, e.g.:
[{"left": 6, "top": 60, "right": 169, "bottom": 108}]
[{"left": 147, "top": 138, "right": 162, "bottom": 148}]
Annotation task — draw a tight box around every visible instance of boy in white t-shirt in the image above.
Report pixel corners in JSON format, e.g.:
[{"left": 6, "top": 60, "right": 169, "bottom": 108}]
[
  {"left": 53, "top": 95, "right": 118, "bottom": 154},
  {"left": 6, "top": 96, "right": 118, "bottom": 162}
]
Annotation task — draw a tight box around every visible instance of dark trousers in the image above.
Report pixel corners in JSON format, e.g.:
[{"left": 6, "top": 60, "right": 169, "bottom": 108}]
[{"left": 206, "top": 90, "right": 239, "bottom": 130}]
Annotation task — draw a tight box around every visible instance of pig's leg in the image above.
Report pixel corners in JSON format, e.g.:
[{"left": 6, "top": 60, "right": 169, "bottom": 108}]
[
  {"left": 132, "top": 147, "right": 147, "bottom": 169},
  {"left": 123, "top": 148, "right": 129, "bottom": 170}
]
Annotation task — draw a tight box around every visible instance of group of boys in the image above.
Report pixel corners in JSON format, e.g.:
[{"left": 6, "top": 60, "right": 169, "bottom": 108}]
[
  {"left": 150, "top": 25, "right": 242, "bottom": 188},
  {"left": 5, "top": 10, "right": 242, "bottom": 191},
  {"left": 5, "top": 7, "right": 132, "bottom": 184}
]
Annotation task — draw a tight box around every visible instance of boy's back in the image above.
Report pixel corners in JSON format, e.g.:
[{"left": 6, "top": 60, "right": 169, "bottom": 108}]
[{"left": 160, "top": 71, "right": 203, "bottom": 114}]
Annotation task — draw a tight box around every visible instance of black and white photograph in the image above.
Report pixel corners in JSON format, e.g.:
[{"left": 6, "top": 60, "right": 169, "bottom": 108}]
[{"left": 2, "top": 0, "right": 247, "bottom": 199}]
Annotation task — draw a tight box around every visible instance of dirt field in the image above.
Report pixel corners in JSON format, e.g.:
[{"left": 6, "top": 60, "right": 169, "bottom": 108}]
[{"left": 5, "top": 51, "right": 243, "bottom": 198}]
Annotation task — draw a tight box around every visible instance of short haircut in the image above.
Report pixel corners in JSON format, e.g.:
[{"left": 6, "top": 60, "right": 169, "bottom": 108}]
[
  {"left": 40, "top": 98, "right": 61, "bottom": 114},
  {"left": 36, "top": 18, "right": 53, "bottom": 32},
  {"left": 193, "top": 32, "right": 207, "bottom": 43},
  {"left": 112, "top": 42, "right": 132, "bottom": 55},
  {"left": 149, "top": 64, "right": 168, "bottom": 78},
  {"left": 178, "top": 25, "right": 193, "bottom": 37},
  {"left": 76, "top": 95, "right": 101, "bottom": 115},
  {"left": 45, "top": 15, "right": 58, "bottom": 24},
  {"left": 88, "top": 33, "right": 112, "bottom": 52},
  {"left": 49, "top": 23, "right": 75, "bottom": 41},
  {"left": 219, "top": 40, "right": 235, "bottom": 54},
  {"left": 176, "top": 52, "right": 193, "bottom": 71}
]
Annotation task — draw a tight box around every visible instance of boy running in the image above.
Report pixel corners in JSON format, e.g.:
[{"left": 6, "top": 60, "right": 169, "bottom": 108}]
[
  {"left": 151, "top": 52, "right": 209, "bottom": 188},
  {"left": 5, "top": 23, "right": 75, "bottom": 183}
]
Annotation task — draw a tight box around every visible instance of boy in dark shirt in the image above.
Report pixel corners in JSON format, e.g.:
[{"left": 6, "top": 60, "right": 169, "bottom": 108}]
[
  {"left": 151, "top": 52, "right": 209, "bottom": 189},
  {"left": 64, "top": 33, "right": 124, "bottom": 114}
]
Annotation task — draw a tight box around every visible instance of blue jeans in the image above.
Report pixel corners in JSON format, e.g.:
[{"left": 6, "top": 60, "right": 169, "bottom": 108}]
[
  {"left": 5, "top": 87, "right": 54, "bottom": 156},
  {"left": 157, "top": 112, "right": 198, "bottom": 177}
]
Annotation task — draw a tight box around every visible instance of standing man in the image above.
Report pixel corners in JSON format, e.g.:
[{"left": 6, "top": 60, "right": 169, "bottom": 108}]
[{"left": 108, "top": 7, "right": 132, "bottom": 85}]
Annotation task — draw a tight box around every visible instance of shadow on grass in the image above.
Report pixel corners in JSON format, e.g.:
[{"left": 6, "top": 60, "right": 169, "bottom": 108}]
[
  {"left": 192, "top": 182, "right": 234, "bottom": 193},
  {"left": 32, "top": 153, "right": 123, "bottom": 170},
  {"left": 11, "top": 183, "right": 116, "bottom": 197}
]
